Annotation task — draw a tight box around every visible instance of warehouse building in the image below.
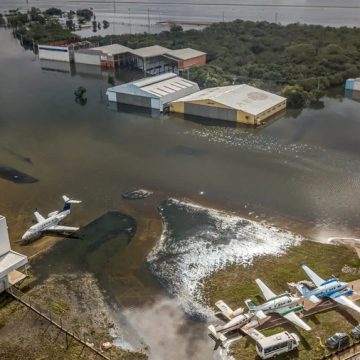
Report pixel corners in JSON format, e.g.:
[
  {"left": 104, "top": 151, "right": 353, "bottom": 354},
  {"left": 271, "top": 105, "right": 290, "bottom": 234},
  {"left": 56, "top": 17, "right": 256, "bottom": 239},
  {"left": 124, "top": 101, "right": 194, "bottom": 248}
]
[
  {"left": 130, "top": 45, "right": 171, "bottom": 75},
  {"left": 170, "top": 84, "right": 287, "bottom": 125},
  {"left": 106, "top": 73, "right": 200, "bottom": 111},
  {"left": 38, "top": 40, "right": 93, "bottom": 62},
  {"left": 0, "top": 216, "right": 28, "bottom": 293},
  {"left": 164, "top": 48, "right": 207, "bottom": 74},
  {"left": 74, "top": 44, "right": 133, "bottom": 68}
]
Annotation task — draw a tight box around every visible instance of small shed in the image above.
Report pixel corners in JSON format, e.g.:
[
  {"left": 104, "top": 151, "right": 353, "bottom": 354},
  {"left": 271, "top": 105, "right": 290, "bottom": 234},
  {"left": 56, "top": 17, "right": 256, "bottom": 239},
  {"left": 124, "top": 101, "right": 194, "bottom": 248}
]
[
  {"left": 106, "top": 73, "right": 200, "bottom": 111},
  {"left": 170, "top": 84, "right": 286, "bottom": 125},
  {"left": 0, "top": 216, "right": 28, "bottom": 293}
]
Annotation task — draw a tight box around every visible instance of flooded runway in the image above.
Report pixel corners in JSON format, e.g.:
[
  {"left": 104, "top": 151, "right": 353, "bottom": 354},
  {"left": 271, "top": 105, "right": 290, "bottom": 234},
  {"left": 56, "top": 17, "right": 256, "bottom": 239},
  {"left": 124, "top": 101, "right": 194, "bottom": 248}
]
[{"left": 1, "top": 27, "right": 360, "bottom": 358}]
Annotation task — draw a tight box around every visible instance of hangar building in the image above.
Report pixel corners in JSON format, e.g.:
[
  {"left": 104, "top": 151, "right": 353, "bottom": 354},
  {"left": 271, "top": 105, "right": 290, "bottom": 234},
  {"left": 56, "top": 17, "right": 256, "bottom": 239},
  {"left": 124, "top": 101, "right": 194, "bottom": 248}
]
[
  {"left": 106, "top": 73, "right": 200, "bottom": 111},
  {"left": 170, "top": 84, "right": 287, "bottom": 125},
  {"left": 74, "top": 44, "right": 133, "bottom": 68},
  {"left": 0, "top": 216, "right": 28, "bottom": 293}
]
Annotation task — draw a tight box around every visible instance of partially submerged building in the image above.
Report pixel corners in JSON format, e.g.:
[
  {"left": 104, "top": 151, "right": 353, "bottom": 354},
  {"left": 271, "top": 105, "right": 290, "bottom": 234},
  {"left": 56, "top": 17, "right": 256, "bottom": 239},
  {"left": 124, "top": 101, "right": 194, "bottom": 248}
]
[
  {"left": 38, "top": 41, "right": 93, "bottom": 62},
  {"left": 0, "top": 216, "right": 28, "bottom": 293},
  {"left": 345, "top": 78, "right": 360, "bottom": 91},
  {"left": 74, "top": 44, "right": 133, "bottom": 68},
  {"left": 170, "top": 84, "right": 287, "bottom": 125},
  {"left": 164, "top": 48, "right": 206, "bottom": 75},
  {"left": 106, "top": 73, "right": 200, "bottom": 111}
]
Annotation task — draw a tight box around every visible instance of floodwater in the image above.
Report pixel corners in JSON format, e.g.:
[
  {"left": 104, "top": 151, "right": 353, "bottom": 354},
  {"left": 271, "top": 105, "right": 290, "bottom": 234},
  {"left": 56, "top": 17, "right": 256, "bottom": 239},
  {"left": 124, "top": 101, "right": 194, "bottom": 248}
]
[
  {"left": 1, "top": 25, "right": 360, "bottom": 358},
  {"left": 1, "top": 0, "right": 360, "bottom": 36}
]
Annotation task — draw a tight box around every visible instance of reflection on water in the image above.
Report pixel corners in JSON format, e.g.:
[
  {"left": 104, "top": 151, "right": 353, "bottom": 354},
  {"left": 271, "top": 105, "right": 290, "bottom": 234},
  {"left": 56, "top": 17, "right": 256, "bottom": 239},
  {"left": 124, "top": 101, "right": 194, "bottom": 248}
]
[
  {"left": 31, "top": 211, "right": 136, "bottom": 282},
  {"left": 0, "top": 164, "right": 38, "bottom": 184}
]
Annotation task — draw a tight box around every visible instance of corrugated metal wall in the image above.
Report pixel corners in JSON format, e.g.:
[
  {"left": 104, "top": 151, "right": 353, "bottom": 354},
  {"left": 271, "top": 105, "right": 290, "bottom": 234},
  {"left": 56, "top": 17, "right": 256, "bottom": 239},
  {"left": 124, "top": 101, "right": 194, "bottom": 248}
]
[
  {"left": 184, "top": 103, "right": 237, "bottom": 122},
  {"left": 116, "top": 93, "right": 152, "bottom": 108},
  {"left": 74, "top": 52, "right": 100, "bottom": 66}
]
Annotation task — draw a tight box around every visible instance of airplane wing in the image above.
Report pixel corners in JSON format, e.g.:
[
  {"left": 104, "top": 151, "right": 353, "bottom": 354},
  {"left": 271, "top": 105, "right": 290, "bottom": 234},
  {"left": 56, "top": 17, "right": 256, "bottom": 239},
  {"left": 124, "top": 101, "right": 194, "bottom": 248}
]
[
  {"left": 215, "top": 300, "right": 233, "bottom": 320},
  {"left": 301, "top": 264, "right": 325, "bottom": 287},
  {"left": 34, "top": 211, "right": 45, "bottom": 223},
  {"left": 282, "top": 310, "right": 311, "bottom": 331},
  {"left": 332, "top": 295, "right": 360, "bottom": 314},
  {"left": 255, "top": 279, "right": 276, "bottom": 301},
  {"left": 46, "top": 225, "right": 79, "bottom": 232}
]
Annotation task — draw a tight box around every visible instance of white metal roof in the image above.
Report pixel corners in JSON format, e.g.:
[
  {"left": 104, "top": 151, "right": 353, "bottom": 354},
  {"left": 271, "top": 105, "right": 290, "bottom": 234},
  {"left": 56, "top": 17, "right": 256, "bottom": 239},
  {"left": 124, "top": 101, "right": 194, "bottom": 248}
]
[
  {"left": 165, "top": 48, "right": 206, "bottom": 60},
  {"left": 92, "top": 44, "right": 132, "bottom": 55},
  {"left": 0, "top": 250, "right": 28, "bottom": 279},
  {"left": 173, "top": 84, "right": 286, "bottom": 116},
  {"left": 142, "top": 76, "right": 198, "bottom": 98},
  {"left": 106, "top": 73, "right": 199, "bottom": 104},
  {"left": 131, "top": 45, "right": 170, "bottom": 58}
]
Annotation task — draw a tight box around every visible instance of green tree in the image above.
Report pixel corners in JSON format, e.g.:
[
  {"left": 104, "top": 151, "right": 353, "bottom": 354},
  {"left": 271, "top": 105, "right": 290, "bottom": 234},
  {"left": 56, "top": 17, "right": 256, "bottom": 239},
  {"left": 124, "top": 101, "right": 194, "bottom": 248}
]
[{"left": 281, "top": 85, "right": 308, "bottom": 108}]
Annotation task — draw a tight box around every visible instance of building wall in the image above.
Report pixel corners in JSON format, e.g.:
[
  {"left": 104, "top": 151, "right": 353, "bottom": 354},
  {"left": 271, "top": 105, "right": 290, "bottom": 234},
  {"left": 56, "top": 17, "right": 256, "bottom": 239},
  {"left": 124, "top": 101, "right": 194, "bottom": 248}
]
[
  {"left": 115, "top": 92, "right": 153, "bottom": 108},
  {"left": 236, "top": 111, "right": 255, "bottom": 125},
  {"left": 179, "top": 55, "right": 206, "bottom": 70},
  {"left": 74, "top": 52, "right": 100, "bottom": 66},
  {"left": 38, "top": 46, "right": 71, "bottom": 62},
  {"left": 171, "top": 99, "right": 286, "bottom": 125},
  {"left": 0, "top": 275, "right": 9, "bottom": 293},
  {"left": 254, "top": 100, "right": 286, "bottom": 125},
  {"left": 0, "top": 216, "right": 10, "bottom": 257}
]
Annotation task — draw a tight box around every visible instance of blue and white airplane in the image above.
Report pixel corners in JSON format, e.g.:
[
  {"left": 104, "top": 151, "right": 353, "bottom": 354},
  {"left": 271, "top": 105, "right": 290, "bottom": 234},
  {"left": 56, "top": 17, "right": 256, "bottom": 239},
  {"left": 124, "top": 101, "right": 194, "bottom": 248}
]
[
  {"left": 20, "top": 195, "right": 81, "bottom": 244},
  {"left": 297, "top": 264, "right": 360, "bottom": 314}
]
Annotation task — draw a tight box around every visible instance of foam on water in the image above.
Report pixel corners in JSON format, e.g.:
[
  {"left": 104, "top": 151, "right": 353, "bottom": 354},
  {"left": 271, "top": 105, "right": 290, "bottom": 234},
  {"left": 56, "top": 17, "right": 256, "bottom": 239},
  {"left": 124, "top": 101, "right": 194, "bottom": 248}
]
[
  {"left": 185, "top": 127, "right": 316, "bottom": 155},
  {"left": 147, "top": 199, "right": 303, "bottom": 318}
]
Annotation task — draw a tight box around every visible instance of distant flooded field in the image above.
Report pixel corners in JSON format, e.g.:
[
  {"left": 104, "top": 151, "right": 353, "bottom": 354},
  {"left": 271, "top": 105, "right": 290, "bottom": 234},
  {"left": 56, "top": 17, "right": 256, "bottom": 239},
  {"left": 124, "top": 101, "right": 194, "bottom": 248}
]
[
  {"left": 1, "top": 27, "right": 360, "bottom": 358},
  {"left": 1, "top": 0, "right": 360, "bottom": 36}
]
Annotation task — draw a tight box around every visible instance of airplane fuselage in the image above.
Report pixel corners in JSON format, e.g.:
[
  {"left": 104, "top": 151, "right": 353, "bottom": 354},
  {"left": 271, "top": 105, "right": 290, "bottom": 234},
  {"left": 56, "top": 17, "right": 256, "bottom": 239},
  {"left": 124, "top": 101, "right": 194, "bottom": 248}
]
[
  {"left": 305, "top": 279, "right": 349, "bottom": 299},
  {"left": 254, "top": 294, "right": 300, "bottom": 315},
  {"left": 22, "top": 210, "right": 69, "bottom": 242}
]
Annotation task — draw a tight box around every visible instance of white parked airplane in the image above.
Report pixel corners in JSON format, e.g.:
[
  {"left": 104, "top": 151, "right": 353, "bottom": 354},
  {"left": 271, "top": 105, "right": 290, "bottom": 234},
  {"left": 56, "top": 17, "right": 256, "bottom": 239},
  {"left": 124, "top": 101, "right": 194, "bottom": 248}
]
[
  {"left": 245, "top": 279, "right": 311, "bottom": 331},
  {"left": 297, "top": 263, "right": 360, "bottom": 314},
  {"left": 208, "top": 300, "right": 255, "bottom": 349},
  {"left": 20, "top": 195, "right": 81, "bottom": 243}
]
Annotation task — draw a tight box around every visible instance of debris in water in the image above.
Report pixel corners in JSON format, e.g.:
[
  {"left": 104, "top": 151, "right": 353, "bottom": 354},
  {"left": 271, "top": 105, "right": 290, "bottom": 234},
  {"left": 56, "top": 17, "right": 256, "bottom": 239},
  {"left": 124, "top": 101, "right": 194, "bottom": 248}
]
[{"left": 122, "top": 189, "right": 153, "bottom": 200}]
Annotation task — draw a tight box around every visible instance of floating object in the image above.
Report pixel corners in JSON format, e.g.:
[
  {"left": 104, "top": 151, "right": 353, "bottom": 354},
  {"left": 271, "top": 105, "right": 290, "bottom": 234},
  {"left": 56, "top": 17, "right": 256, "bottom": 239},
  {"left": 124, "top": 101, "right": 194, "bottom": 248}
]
[
  {"left": 122, "top": 189, "right": 153, "bottom": 200},
  {"left": 74, "top": 86, "right": 87, "bottom": 99}
]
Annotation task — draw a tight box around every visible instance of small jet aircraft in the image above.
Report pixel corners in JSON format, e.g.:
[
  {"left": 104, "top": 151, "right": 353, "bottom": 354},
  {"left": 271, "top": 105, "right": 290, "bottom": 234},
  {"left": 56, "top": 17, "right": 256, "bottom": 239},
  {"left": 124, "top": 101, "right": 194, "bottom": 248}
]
[
  {"left": 208, "top": 300, "right": 255, "bottom": 349},
  {"left": 245, "top": 279, "right": 311, "bottom": 331},
  {"left": 20, "top": 195, "right": 81, "bottom": 243},
  {"left": 297, "top": 263, "right": 360, "bottom": 314}
]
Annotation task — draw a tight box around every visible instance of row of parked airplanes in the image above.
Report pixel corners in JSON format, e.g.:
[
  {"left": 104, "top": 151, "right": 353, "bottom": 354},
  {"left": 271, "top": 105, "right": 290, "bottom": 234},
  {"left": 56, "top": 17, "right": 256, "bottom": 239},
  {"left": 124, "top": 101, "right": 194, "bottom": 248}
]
[{"left": 209, "top": 264, "right": 360, "bottom": 348}]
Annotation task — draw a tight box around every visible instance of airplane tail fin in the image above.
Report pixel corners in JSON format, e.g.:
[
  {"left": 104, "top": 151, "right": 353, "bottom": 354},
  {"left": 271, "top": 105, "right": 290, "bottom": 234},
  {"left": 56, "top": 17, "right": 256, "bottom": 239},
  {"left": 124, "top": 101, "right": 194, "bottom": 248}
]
[
  {"left": 244, "top": 299, "right": 257, "bottom": 312},
  {"left": 62, "top": 195, "right": 82, "bottom": 211},
  {"left": 296, "top": 283, "right": 312, "bottom": 297},
  {"left": 208, "top": 325, "right": 226, "bottom": 351}
]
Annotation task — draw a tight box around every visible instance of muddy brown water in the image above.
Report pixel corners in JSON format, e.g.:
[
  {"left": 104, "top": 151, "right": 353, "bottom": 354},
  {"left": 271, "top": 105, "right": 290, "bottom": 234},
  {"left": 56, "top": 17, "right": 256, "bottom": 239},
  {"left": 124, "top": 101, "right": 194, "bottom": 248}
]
[{"left": 1, "top": 27, "right": 360, "bottom": 358}]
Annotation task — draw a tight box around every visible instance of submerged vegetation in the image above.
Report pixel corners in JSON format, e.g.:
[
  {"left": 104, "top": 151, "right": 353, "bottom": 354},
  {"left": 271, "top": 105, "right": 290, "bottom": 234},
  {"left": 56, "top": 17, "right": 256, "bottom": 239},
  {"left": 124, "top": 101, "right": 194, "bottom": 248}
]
[{"left": 202, "top": 241, "right": 360, "bottom": 360}]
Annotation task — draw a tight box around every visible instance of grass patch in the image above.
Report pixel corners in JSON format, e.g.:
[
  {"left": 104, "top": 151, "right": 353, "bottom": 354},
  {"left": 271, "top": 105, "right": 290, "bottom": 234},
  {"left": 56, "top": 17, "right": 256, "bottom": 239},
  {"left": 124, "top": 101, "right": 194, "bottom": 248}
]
[
  {"left": 202, "top": 240, "right": 360, "bottom": 360},
  {"left": 47, "top": 300, "right": 70, "bottom": 316}
]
